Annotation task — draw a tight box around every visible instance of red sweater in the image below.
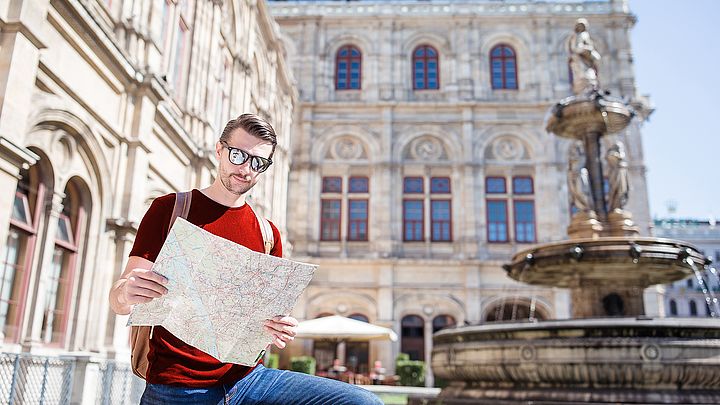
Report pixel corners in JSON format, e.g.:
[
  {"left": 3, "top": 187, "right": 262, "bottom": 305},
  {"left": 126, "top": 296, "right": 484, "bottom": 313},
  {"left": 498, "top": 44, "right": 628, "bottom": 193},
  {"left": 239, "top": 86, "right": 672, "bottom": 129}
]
[{"left": 129, "top": 189, "right": 282, "bottom": 387}]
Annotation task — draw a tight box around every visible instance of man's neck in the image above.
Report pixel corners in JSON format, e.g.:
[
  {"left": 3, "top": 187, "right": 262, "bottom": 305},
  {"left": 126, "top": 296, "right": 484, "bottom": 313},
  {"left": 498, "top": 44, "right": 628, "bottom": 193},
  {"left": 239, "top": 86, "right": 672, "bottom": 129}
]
[{"left": 200, "top": 182, "right": 247, "bottom": 208}]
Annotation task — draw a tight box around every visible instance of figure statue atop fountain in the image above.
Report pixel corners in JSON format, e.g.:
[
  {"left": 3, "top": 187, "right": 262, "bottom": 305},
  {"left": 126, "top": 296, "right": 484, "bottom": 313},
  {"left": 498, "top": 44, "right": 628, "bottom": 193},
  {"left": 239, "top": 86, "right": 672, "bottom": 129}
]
[
  {"left": 568, "top": 142, "right": 593, "bottom": 212},
  {"left": 568, "top": 18, "right": 601, "bottom": 96},
  {"left": 606, "top": 140, "right": 629, "bottom": 211}
]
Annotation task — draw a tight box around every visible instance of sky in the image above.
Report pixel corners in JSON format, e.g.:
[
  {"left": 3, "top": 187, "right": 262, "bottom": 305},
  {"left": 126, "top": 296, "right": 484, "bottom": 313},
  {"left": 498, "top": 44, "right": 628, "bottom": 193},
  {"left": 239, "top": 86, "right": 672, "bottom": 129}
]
[{"left": 629, "top": 0, "right": 720, "bottom": 219}]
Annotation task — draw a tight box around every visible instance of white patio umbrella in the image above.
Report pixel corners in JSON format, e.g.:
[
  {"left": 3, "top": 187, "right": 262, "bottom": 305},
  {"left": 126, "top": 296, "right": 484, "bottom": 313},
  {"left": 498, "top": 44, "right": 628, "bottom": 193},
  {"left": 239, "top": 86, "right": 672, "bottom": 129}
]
[{"left": 295, "top": 315, "right": 398, "bottom": 342}]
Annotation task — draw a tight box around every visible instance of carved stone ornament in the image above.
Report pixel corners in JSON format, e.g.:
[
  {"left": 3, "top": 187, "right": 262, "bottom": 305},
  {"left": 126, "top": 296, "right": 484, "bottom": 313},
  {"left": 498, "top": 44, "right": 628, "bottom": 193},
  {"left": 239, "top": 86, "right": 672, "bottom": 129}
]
[
  {"left": 411, "top": 137, "right": 444, "bottom": 160},
  {"left": 493, "top": 137, "right": 524, "bottom": 161},
  {"left": 331, "top": 137, "right": 364, "bottom": 160}
]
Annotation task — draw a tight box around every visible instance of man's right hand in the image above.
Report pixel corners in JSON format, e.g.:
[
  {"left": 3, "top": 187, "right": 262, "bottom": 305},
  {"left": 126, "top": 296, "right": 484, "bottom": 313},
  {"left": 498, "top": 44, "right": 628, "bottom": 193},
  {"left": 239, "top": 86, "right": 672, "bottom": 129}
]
[
  {"left": 110, "top": 256, "right": 167, "bottom": 315},
  {"left": 121, "top": 268, "right": 169, "bottom": 305}
]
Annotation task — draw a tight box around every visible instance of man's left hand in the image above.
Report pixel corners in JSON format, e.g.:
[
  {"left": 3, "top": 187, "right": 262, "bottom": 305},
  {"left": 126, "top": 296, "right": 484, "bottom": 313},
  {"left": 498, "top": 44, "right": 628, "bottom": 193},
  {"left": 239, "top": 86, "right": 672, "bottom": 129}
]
[{"left": 264, "top": 316, "right": 298, "bottom": 349}]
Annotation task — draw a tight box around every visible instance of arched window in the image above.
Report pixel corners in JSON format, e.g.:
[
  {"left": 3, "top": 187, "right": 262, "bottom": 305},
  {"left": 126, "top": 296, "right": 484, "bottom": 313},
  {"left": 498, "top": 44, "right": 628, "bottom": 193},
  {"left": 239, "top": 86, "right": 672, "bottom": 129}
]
[
  {"left": 490, "top": 44, "right": 518, "bottom": 90},
  {"left": 1, "top": 166, "right": 46, "bottom": 343},
  {"left": 346, "top": 313, "right": 369, "bottom": 373},
  {"left": 669, "top": 299, "right": 678, "bottom": 316},
  {"left": 348, "top": 313, "right": 369, "bottom": 323},
  {"left": 690, "top": 300, "right": 698, "bottom": 316},
  {"left": 41, "top": 179, "right": 87, "bottom": 345},
  {"left": 413, "top": 45, "right": 439, "bottom": 90},
  {"left": 401, "top": 315, "right": 424, "bottom": 361},
  {"left": 335, "top": 45, "right": 361, "bottom": 90},
  {"left": 432, "top": 314, "right": 456, "bottom": 333}
]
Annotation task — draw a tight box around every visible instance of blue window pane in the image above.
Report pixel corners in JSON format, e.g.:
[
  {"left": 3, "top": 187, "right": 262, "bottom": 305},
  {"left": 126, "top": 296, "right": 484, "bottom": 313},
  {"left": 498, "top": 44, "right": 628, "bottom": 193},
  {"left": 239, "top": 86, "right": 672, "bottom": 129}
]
[
  {"left": 431, "top": 177, "right": 451, "bottom": 193},
  {"left": 513, "top": 177, "right": 533, "bottom": 194},
  {"left": 416, "top": 81, "right": 425, "bottom": 89},
  {"left": 339, "top": 49, "right": 348, "bottom": 57},
  {"left": 427, "top": 48, "right": 436, "bottom": 57},
  {"left": 491, "top": 47, "right": 502, "bottom": 57},
  {"left": 322, "top": 177, "right": 342, "bottom": 193},
  {"left": 415, "top": 61, "right": 424, "bottom": 68},
  {"left": 428, "top": 81, "right": 437, "bottom": 89},
  {"left": 322, "top": 200, "right": 341, "bottom": 219},
  {"left": 404, "top": 201, "right": 423, "bottom": 220},
  {"left": 351, "top": 62, "right": 360, "bottom": 69},
  {"left": 349, "top": 177, "right": 369, "bottom": 193},
  {"left": 503, "top": 47, "right": 514, "bottom": 57},
  {"left": 349, "top": 200, "right": 368, "bottom": 220},
  {"left": 415, "top": 72, "right": 425, "bottom": 79},
  {"left": 488, "top": 201, "right": 507, "bottom": 221},
  {"left": 431, "top": 200, "right": 450, "bottom": 220},
  {"left": 427, "top": 72, "right": 437, "bottom": 79},
  {"left": 351, "top": 49, "right": 360, "bottom": 57},
  {"left": 415, "top": 48, "right": 425, "bottom": 57},
  {"left": 515, "top": 201, "right": 536, "bottom": 242},
  {"left": 486, "top": 177, "right": 506, "bottom": 194},
  {"left": 404, "top": 177, "right": 424, "bottom": 193}
]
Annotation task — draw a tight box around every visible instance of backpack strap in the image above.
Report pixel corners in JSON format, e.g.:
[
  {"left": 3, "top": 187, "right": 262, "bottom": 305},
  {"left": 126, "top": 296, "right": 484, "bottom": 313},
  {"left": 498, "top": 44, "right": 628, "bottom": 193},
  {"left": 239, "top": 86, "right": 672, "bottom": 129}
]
[
  {"left": 251, "top": 206, "right": 275, "bottom": 255},
  {"left": 168, "top": 191, "right": 192, "bottom": 233}
]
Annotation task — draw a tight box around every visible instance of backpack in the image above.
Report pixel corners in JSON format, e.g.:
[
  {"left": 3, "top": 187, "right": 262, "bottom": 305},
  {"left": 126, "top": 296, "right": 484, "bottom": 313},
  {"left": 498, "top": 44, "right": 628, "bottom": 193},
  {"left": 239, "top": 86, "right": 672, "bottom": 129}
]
[{"left": 130, "top": 191, "right": 275, "bottom": 379}]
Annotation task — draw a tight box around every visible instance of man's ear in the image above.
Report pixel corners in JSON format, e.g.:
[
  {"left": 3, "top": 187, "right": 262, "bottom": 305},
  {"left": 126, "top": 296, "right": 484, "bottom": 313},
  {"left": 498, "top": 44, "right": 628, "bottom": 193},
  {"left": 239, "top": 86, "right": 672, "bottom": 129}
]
[{"left": 216, "top": 141, "right": 223, "bottom": 159}]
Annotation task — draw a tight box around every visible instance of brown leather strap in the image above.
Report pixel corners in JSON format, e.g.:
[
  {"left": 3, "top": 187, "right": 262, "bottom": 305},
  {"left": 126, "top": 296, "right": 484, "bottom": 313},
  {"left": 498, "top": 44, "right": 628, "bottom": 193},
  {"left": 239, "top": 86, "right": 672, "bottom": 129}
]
[
  {"left": 168, "top": 191, "right": 192, "bottom": 233},
  {"left": 251, "top": 205, "right": 274, "bottom": 254}
]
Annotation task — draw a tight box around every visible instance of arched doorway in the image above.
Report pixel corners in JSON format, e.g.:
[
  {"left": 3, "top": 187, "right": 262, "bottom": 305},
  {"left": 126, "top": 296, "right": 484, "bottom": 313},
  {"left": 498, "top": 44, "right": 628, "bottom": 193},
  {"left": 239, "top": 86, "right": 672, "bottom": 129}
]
[
  {"left": 346, "top": 313, "right": 369, "bottom": 374},
  {"left": 401, "top": 315, "right": 424, "bottom": 360}
]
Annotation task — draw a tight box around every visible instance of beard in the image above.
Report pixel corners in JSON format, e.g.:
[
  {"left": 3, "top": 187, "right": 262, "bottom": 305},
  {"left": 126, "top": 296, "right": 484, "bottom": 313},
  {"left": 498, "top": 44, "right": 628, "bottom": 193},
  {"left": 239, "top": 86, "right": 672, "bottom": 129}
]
[{"left": 219, "top": 168, "right": 256, "bottom": 196}]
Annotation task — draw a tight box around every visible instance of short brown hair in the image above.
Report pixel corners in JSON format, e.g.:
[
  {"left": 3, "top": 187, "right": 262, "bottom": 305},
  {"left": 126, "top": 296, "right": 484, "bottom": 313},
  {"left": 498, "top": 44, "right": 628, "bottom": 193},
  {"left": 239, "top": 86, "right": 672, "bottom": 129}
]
[{"left": 220, "top": 113, "right": 278, "bottom": 158}]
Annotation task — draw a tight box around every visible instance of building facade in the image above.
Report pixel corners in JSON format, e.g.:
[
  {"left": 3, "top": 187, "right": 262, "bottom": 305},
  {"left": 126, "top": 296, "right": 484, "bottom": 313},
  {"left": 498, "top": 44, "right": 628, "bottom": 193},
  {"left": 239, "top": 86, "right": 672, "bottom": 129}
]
[
  {"left": 654, "top": 218, "right": 720, "bottom": 318},
  {"left": 0, "top": 0, "right": 295, "bottom": 401},
  {"left": 269, "top": 0, "right": 653, "bottom": 385}
]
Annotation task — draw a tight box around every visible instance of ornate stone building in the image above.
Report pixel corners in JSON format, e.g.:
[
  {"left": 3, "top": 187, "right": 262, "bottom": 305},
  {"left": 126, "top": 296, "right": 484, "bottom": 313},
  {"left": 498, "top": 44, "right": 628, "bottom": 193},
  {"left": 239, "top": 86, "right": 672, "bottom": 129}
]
[
  {"left": 654, "top": 218, "right": 720, "bottom": 318},
  {"left": 269, "top": 0, "right": 653, "bottom": 385},
  {"left": 0, "top": 0, "right": 294, "bottom": 395}
]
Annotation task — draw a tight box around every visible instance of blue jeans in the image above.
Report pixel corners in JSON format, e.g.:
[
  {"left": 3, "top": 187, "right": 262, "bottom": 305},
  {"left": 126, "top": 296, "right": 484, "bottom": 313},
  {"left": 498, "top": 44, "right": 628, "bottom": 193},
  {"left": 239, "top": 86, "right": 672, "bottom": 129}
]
[{"left": 140, "top": 364, "right": 383, "bottom": 405}]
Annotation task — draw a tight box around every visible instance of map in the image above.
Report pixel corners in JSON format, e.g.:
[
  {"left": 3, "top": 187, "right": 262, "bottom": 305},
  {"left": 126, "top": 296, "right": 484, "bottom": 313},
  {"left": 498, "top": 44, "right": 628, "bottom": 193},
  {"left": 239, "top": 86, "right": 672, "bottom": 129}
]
[{"left": 127, "top": 217, "right": 317, "bottom": 366}]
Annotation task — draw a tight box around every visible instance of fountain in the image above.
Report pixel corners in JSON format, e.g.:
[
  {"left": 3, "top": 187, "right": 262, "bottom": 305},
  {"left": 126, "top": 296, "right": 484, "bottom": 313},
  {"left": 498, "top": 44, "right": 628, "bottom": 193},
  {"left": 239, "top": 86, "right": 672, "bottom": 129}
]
[{"left": 424, "top": 19, "right": 720, "bottom": 404}]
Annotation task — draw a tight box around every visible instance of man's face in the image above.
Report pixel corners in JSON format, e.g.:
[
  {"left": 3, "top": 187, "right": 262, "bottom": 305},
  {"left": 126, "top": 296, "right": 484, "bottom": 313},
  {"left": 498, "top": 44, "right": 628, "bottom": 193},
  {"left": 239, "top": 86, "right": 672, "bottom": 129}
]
[{"left": 215, "top": 128, "right": 274, "bottom": 196}]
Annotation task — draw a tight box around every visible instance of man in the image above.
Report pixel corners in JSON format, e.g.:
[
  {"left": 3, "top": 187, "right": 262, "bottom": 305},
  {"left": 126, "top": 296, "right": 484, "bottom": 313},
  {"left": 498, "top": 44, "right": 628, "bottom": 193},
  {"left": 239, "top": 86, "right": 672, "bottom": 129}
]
[{"left": 109, "top": 114, "right": 382, "bottom": 404}]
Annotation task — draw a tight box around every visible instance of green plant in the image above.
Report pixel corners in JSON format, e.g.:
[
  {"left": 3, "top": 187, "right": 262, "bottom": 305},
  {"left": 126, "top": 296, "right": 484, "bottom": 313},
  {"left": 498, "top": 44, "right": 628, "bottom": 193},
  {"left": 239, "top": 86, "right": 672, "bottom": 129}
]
[
  {"left": 396, "top": 360, "right": 425, "bottom": 387},
  {"left": 395, "top": 353, "right": 410, "bottom": 363},
  {"left": 290, "top": 356, "right": 316, "bottom": 375},
  {"left": 266, "top": 353, "right": 279, "bottom": 369}
]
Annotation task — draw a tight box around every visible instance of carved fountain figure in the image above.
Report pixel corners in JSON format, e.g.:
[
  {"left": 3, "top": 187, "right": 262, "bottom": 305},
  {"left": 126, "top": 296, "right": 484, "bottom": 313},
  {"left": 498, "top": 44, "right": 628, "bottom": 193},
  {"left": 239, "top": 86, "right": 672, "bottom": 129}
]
[{"left": 426, "top": 19, "right": 720, "bottom": 404}]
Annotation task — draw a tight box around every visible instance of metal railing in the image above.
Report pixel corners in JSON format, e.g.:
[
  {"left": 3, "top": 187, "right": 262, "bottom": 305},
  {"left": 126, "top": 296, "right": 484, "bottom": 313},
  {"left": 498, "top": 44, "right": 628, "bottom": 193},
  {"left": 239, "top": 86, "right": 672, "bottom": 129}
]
[
  {"left": 0, "top": 353, "right": 75, "bottom": 405},
  {"left": 0, "top": 353, "right": 144, "bottom": 405},
  {"left": 95, "top": 360, "right": 144, "bottom": 405}
]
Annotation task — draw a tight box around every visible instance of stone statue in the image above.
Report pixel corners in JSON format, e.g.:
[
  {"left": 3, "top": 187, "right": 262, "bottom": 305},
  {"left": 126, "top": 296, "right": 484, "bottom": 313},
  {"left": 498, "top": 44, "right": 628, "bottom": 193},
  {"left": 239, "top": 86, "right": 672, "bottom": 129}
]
[
  {"left": 568, "top": 142, "right": 593, "bottom": 212},
  {"left": 568, "top": 18, "right": 601, "bottom": 96},
  {"left": 606, "top": 141, "right": 629, "bottom": 211}
]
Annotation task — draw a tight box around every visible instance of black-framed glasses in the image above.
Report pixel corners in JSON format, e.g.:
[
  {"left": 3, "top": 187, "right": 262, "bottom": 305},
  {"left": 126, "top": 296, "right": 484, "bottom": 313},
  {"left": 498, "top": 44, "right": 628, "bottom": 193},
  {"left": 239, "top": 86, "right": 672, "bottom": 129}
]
[{"left": 221, "top": 141, "right": 273, "bottom": 173}]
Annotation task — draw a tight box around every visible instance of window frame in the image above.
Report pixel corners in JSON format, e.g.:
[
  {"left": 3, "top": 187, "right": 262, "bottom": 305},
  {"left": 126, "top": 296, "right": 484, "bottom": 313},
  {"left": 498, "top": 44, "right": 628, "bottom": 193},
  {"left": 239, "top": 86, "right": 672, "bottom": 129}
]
[
  {"left": 430, "top": 198, "right": 452, "bottom": 242},
  {"left": 486, "top": 198, "right": 509, "bottom": 243},
  {"left": 320, "top": 198, "right": 342, "bottom": 242},
  {"left": 490, "top": 44, "right": 518, "bottom": 90},
  {"left": 412, "top": 44, "right": 440, "bottom": 90},
  {"left": 347, "top": 198, "right": 369, "bottom": 242},
  {"left": 403, "top": 199, "right": 425, "bottom": 242},
  {"left": 335, "top": 45, "right": 362, "bottom": 90}
]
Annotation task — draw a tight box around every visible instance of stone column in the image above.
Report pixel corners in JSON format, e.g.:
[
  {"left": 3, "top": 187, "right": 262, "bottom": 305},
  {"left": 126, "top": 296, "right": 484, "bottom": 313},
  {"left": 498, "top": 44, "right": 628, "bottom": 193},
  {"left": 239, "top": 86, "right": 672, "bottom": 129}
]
[
  {"left": 24, "top": 191, "right": 64, "bottom": 348},
  {"left": 424, "top": 319, "right": 433, "bottom": 387}
]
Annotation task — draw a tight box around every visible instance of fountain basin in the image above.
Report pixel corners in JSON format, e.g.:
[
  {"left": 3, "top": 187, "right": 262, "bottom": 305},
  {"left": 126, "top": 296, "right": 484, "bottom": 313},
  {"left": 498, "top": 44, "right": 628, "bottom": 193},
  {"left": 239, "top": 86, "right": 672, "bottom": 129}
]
[
  {"left": 504, "top": 237, "right": 705, "bottom": 288},
  {"left": 429, "top": 318, "right": 720, "bottom": 404},
  {"left": 546, "top": 94, "right": 634, "bottom": 138}
]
